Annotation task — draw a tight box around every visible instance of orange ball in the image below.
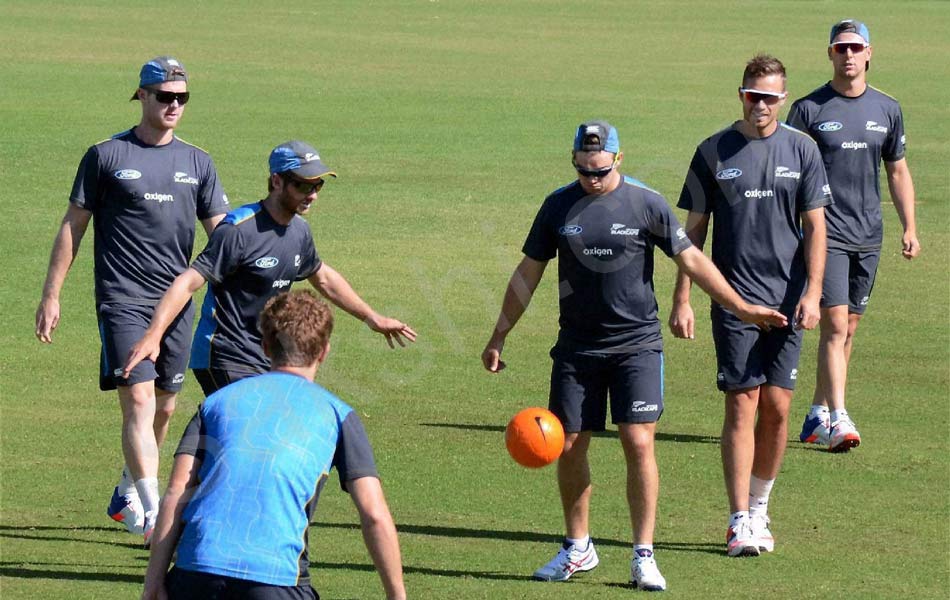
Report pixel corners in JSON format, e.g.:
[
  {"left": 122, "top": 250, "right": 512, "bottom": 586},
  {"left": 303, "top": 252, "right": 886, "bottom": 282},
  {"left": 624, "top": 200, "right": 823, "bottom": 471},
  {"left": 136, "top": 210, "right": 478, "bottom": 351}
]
[{"left": 505, "top": 407, "right": 565, "bottom": 468}]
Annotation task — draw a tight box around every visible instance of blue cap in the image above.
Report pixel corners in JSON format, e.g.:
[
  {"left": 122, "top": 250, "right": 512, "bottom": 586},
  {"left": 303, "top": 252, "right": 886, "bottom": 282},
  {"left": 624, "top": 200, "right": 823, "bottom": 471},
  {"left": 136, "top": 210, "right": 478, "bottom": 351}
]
[
  {"left": 829, "top": 19, "right": 870, "bottom": 44},
  {"left": 269, "top": 140, "right": 337, "bottom": 180},
  {"left": 573, "top": 121, "right": 620, "bottom": 154},
  {"left": 131, "top": 56, "right": 188, "bottom": 100}
]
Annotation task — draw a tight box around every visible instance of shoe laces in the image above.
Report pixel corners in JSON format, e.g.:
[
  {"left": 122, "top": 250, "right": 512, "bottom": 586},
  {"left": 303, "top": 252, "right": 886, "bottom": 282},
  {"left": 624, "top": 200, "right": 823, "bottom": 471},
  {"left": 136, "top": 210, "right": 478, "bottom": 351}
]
[
  {"left": 730, "top": 519, "right": 753, "bottom": 539},
  {"left": 750, "top": 513, "right": 771, "bottom": 530}
]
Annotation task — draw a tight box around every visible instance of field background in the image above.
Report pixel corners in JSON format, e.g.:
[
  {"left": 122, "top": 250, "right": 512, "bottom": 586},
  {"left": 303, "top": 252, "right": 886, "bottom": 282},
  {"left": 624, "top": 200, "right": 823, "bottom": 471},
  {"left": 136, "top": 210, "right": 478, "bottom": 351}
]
[{"left": 1, "top": 1, "right": 947, "bottom": 598}]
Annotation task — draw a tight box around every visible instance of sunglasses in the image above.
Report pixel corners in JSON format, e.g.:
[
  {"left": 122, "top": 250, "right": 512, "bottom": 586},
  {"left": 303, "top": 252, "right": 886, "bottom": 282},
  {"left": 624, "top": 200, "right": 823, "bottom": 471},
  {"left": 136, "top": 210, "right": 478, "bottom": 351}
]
[
  {"left": 287, "top": 177, "right": 325, "bottom": 195},
  {"left": 738, "top": 88, "right": 786, "bottom": 105},
  {"left": 831, "top": 42, "right": 868, "bottom": 55},
  {"left": 147, "top": 89, "right": 190, "bottom": 105},
  {"left": 573, "top": 157, "right": 618, "bottom": 178}
]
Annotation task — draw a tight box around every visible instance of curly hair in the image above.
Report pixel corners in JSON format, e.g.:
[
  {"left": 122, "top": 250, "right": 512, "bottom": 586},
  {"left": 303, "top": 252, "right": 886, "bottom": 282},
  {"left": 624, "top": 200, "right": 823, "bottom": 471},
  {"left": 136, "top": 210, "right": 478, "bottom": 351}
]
[{"left": 259, "top": 290, "right": 334, "bottom": 367}]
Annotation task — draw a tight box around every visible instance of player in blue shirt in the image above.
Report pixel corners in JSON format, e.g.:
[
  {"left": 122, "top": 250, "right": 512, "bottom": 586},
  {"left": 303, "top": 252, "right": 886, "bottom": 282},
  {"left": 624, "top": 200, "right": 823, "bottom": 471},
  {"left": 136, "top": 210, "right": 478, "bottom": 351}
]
[
  {"left": 672, "top": 55, "right": 830, "bottom": 557},
  {"left": 482, "top": 121, "right": 785, "bottom": 591},
  {"left": 142, "top": 290, "right": 406, "bottom": 600},
  {"left": 123, "top": 140, "right": 416, "bottom": 396},
  {"left": 787, "top": 19, "right": 921, "bottom": 453},
  {"left": 35, "top": 56, "right": 230, "bottom": 542}
]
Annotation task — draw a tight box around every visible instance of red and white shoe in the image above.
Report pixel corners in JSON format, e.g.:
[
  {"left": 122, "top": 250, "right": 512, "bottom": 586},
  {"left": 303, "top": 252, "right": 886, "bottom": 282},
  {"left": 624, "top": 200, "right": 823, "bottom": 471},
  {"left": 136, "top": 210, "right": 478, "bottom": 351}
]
[
  {"left": 829, "top": 416, "right": 861, "bottom": 453},
  {"left": 726, "top": 518, "right": 760, "bottom": 557},
  {"left": 533, "top": 540, "right": 599, "bottom": 581},
  {"left": 751, "top": 514, "right": 774, "bottom": 553}
]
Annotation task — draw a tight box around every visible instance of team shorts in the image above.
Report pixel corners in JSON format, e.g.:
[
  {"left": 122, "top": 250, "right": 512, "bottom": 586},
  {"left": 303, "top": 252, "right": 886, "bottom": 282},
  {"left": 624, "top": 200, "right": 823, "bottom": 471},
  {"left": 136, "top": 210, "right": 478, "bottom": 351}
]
[
  {"left": 711, "top": 305, "right": 803, "bottom": 392},
  {"left": 166, "top": 566, "right": 318, "bottom": 599},
  {"left": 820, "top": 246, "right": 880, "bottom": 314},
  {"left": 97, "top": 301, "right": 194, "bottom": 393},
  {"left": 548, "top": 348, "right": 664, "bottom": 432},
  {"left": 193, "top": 368, "right": 257, "bottom": 397}
]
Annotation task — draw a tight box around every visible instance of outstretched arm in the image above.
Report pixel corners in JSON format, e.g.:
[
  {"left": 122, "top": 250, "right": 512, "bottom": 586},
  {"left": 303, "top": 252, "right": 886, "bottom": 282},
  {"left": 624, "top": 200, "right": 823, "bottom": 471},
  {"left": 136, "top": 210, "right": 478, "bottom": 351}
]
[
  {"left": 308, "top": 264, "right": 416, "bottom": 348},
  {"left": 884, "top": 158, "right": 920, "bottom": 259},
  {"left": 347, "top": 476, "right": 406, "bottom": 600},
  {"left": 669, "top": 211, "right": 709, "bottom": 339},
  {"left": 35, "top": 205, "right": 92, "bottom": 343},
  {"left": 481, "top": 256, "right": 548, "bottom": 372}
]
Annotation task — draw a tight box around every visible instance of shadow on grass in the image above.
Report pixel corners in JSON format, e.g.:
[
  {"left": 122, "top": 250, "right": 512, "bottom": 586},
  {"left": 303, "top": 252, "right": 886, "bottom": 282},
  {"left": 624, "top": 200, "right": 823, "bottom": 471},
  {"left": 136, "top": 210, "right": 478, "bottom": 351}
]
[
  {"left": 0, "top": 564, "right": 142, "bottom": 584},
  {"left": 0, "top": 525, "right": 143, "bottom": 550},
  {"left": 421, "top": 423, "right": 719, "bottom": 444},
  {"left": 314, "top": 522, "right": 722, "bottom": 556}
]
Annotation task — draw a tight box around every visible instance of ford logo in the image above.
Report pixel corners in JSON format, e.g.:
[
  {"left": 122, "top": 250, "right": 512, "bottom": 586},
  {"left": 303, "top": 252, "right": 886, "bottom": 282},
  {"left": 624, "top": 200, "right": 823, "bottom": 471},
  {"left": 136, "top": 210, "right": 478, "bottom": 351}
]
[
  {"left": 715, "top": 168, "right": 742, "bottom": 180},
  {"left": 817, "top": 121, "right": 843, "bottom": 132},
  {"left": 255, "top": 257, "right": 279, "bottom": 269},
  {"left": 114, "top": 169, "right": 142, "bottom": 180},
  {"left": 559, "top": 225, "right": 583, "bottom": 236}
]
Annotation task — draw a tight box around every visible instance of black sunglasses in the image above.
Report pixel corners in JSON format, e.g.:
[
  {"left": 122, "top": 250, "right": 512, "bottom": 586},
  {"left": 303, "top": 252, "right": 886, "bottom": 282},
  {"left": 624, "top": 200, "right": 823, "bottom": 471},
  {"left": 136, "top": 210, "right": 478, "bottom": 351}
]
[
  {"left": 573, "top": 159, "right": 617, "bottom": 178},
  {"left": 831, "top": 42, "right": 868, "bottom": 55},
  {"left": 738, "top": 88, "right": 786, "bottom": 105},
  {"left": 147, "top": 89, "right": 190, "bottom": 105},
  {"left": 287, "top": 177, "right": 325, "bottom": 195}
]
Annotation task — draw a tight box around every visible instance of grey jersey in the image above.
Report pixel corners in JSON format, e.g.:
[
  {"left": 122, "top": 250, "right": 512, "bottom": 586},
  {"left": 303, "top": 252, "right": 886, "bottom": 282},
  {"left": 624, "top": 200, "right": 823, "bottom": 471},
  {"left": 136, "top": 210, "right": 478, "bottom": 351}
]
[
  {"left": 678, "top": 122, "right": 832, "bottom": 314},
  {"left": 190, "top": 202, "right": 321, "bottom": 374},
  {"left": 70, "top": 129, "right": 229, "bottom": 305},
  {"left": 787, "top": 84, "right": 906, "bottom": 250},
  {"left": 524, "top": 175, "right": 692, "bottom": 354}
]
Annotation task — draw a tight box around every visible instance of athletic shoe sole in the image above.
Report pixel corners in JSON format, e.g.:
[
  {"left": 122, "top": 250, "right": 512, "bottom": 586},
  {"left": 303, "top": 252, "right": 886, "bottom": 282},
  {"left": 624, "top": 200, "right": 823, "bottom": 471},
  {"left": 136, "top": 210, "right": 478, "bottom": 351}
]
[{"left": 829, "top": 434, "right": 861, "bottom": 453}]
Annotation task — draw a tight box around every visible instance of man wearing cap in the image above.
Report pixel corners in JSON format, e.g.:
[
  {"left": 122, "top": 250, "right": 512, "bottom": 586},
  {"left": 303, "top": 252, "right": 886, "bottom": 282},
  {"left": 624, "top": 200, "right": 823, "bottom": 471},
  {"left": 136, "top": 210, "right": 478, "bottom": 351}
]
[
  {"left": 788, "top": 19, "right": 920, "bottom": 453},
  {"left": 482, "top": 121, "right": 786, "bottom": 590},
  {"left": 124, "top": 140, "right": 416, "bottom": 398},
  {"left": 670, "top": 54, "right": 830, "bottom": 557},
  {"left": 35, "top": 56, "right": 229, "bottom": 543}
]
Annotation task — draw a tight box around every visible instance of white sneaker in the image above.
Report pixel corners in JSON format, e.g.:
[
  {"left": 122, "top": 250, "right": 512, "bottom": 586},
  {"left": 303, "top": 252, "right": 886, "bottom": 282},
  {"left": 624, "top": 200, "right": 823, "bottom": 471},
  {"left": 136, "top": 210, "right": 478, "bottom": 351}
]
[
  {"left": 630, "top": 552, "right": 667, "bottom": 591},
  {"left": 726, "top": 518, "right": 759, "bottom": 557},
  {"left": 750, "top": 514, "right": 774, "bottom": 553},
  {"left": 106, "top": 486, "right": 146, "bottom": 534},
  {"left": 533, "top": 540, "right": 599, "bottom": 581},
  {"left": 829, "top": 416, "right": 861, "bottom": 453}
]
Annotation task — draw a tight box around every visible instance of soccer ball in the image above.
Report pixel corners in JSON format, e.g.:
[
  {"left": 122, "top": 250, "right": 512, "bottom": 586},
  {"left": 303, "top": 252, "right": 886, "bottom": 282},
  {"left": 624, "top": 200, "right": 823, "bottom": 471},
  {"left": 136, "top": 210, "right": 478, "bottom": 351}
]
[{"left": 505, "top": 407, "right": 565, "bottom": 468}]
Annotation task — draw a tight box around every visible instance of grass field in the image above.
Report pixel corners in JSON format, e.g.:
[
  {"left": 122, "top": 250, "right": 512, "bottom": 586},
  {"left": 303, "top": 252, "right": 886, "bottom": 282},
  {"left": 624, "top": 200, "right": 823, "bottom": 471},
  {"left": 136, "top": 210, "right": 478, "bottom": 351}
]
[{"left": 2, "top": 1, "right": 948, "bottom": 598}]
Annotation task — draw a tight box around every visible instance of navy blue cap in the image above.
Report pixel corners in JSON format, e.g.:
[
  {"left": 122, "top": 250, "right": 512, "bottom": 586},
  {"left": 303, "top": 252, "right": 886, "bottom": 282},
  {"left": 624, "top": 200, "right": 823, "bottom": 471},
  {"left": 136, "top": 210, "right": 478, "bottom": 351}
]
[
  {"left": 573, "top": 121, "right": 620, "bottom": 153},
  {"left": 269, "top": 141, "right": 337, "bottom": 180},
  {"left": 829, "top": 19, "right": 870, "bottom": 44}
]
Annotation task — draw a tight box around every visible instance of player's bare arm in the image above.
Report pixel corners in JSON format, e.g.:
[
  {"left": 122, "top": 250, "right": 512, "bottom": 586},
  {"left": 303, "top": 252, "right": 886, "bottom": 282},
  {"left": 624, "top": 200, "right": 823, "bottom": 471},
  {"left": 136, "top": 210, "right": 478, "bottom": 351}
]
[
  {"left": 795, "top": 207, "right": 827, "bottom": 330},
  {"left": 35, "top": 205, "right": 92, "bottom": 343},
  {"left": 884, "top": 158, "right": 920, "bottom": 259},
  {"left": 669, "top": 211, "right": 710, "bottom": 339},
  {"left": 308, "top": 263, "right": 416, "bottom": 348},
  {"left": 347, "top": 476, "right": 406, "bottom": 600},
  {"left": 482, "top": 256, "right": 547, "bottom": 373},
  {"left": 200, "top": 213, "right": 226, "bottom": 237}
]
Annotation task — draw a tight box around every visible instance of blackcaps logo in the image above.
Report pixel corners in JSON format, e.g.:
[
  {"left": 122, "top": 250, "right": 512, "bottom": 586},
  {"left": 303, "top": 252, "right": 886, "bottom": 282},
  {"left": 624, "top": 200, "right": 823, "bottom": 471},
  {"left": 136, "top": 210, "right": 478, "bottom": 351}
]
[
  {"left": 817, "top": 121, "right": 843, "bottom": 132},
  {"left": 559, "top": 225, "right": 583, "bottom": 236},
  {"left": 716, "top": 168, "right": 742, "bottom": 180}
]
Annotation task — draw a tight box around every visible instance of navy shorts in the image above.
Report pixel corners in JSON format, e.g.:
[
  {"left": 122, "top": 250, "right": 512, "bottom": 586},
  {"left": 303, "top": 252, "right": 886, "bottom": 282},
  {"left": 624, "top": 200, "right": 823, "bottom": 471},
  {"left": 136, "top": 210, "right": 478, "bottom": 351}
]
[
  {"left": 97, "top": 301, "right": 194, "bottom": 392},
  {"left": 166, "top": 566, "right": 318, "bottom": 599},
  {"left": 711, "top": 306, "right": 803, "bottom": 392},
  {"left": 820, "top": 246, "right": 880, "bottom": 314},
  {"left": 549, "top": 348, "right": 664, "bottom": 432},
  {"left": 193, "top": 368, "right": 256, "bottom": 397}
]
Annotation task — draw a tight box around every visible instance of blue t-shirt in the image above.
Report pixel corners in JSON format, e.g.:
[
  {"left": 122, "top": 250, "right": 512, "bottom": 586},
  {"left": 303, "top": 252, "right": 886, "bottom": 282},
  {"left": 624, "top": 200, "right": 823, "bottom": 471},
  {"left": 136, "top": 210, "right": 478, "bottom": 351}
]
[
  {"left": 173, "top": 372, "right": 379, "bottom": 586},
  {"left": 787, "top": 84, "right": 906, "bottom": 250},
  {"left": 69, "top": 128, "right": 229, "bottom": 305},
  {"left": 189, "top": 202, "right": 321, "bottom": 374},
  {"left": 678, "top": 122, "right": 832, "bottom": 314},
  {"left": 523, "top": 175, "right": 692, "bottom": 355}
]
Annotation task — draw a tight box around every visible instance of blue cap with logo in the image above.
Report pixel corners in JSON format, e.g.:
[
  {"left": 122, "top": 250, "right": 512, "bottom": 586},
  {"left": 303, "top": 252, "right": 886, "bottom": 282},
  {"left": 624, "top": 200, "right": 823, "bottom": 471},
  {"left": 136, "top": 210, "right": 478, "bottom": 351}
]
[
  {"left": 829, "top": 19, "right": 870, "bottom": 44},
  {"left": 573, "top": 121, "right": 620, "bottom": 154},
  {"left": 269, "top": 140, "right": 337, "bottom": 180},
  {"left": 131, "top": 56, "right": 188, "bottom": 100}
]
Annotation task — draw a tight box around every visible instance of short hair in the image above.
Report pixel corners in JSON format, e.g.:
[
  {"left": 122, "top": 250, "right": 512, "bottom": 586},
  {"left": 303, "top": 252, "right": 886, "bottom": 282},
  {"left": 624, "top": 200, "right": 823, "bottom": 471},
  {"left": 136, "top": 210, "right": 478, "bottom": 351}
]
[
  {"left": 259, "top": 290, "right": 333, "bottom": 368},
  {"left": 267, "top": 172, "right": 290, "bottom": 193},
  {"left": 742, "top": 54, "right": 787, "bottom": 87}
]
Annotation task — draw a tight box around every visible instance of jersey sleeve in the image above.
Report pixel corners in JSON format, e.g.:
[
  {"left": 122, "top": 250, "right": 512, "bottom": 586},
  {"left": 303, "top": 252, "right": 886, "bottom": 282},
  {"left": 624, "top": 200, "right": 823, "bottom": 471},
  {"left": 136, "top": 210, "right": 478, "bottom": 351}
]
[
  {"left": 785, "top": 101, "right": 809, "bottom": 134},
  {"left": 677, "top": 145, "right": 718, "bottom": 214},
  {"left": 191, "top": 222, "right": 245, "bottom": 285},
  {"left": 332, "top": 411, "right": 380, "bottom": 491},
  {"left": 69, "top": 146, "right": 102, "bottom": 211},
  {"left": 522, "top": 197, "right": 557, "bottom": 261},
  {"left": 174, "top": 410, "right": 205, "bottom": 460},
  {"left": 797, "top": 142, "right": 833, "bottom": 212},
  {"left": 883, "top": 103, "right": 907, "bottom": 162},
  {"left": 646, "top": 194, "right": 692, "bottom": 258},
  {"left": 196, "top": 155, "right": 230, "bottom": 220},
  {"left": 295, "top": 227, "right": 321, "bottom": 281}
]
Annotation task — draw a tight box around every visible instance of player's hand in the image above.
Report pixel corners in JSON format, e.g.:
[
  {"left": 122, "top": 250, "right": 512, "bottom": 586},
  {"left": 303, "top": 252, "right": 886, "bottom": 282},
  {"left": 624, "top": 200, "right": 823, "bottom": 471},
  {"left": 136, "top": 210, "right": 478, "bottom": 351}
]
[
  {"left": 668, "top": 301, "right": 695, "bottom": 339},
  {"left": 123, "top": 333, "right": 162, "bottom": 379},
  {"left": 902, "top": 232, "right": 921, "bottom": 260},
  {"left": 365, "top": 314, "right": 417, "bottom": 348},
  {"left": 736, "top": 303, "right": 788, "bottom": 330},
  {"left": 481, "top": 340, "right": 506, "bottom": 373},
  {"left": 141, "top": 581, "right": 168, "bottom": 600},
  {"left": 35, "top": 297, "right": 61, "bottom": 344},
  {"left": 794, "top": 295, "right": 820, "bottom": 330}
]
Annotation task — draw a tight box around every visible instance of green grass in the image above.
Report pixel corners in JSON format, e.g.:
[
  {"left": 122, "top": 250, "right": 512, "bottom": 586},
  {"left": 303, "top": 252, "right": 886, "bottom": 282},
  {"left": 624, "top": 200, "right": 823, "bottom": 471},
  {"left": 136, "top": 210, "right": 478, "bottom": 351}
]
[{"left": 2, "top": 1, "right": 948, "bottom": 598}]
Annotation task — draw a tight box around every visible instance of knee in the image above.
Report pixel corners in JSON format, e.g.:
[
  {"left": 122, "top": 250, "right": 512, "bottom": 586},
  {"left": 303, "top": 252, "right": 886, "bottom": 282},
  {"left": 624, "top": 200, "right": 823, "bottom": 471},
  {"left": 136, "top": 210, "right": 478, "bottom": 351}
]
[{"left": 155, "top": 402, "right": 176, "bottom": 424}]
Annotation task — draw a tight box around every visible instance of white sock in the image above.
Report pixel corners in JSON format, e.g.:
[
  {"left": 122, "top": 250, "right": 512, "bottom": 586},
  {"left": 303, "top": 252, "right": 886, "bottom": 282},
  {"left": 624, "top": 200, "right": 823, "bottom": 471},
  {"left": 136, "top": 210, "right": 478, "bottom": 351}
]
[
  {"left": 565, "top": 535, "right": 590, "bottom": 551},
  {"left": 135, "top": 477, "right": 160, "bottom": 517},
  {"left": 633, "top": 544, "right": 654, "bottom": 559},
  {"left": 809, "top": 404, "right": 829, "bottom": 418},
  {"left": 749, "top": 475, "right": 775, "bottom": 517},
  {"left": 729, "top": 511, "right": 749, "bottom": 528},
  {"left": 831, "top": 409, "right": 849, "bottom": 424},
  {"left": 117, "top": 466, "right": 136, "bottom": 496}
]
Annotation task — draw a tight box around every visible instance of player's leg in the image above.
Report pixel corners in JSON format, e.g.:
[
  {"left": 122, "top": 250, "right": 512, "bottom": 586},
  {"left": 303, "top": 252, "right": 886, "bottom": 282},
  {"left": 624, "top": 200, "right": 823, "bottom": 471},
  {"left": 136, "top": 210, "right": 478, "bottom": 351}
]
[
  {"left": 558, "top": 431, "right": 594, "bottom": 540},
  {"left": 117, "top": 381, "right": 161, "bottom": 540}
]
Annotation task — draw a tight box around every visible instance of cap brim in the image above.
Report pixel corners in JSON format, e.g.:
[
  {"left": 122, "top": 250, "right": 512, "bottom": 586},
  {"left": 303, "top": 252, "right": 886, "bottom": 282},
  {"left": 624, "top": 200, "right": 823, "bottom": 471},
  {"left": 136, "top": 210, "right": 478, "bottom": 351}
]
[{"left": 291, "top": 163, "right": 337, "bottom": 180}]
